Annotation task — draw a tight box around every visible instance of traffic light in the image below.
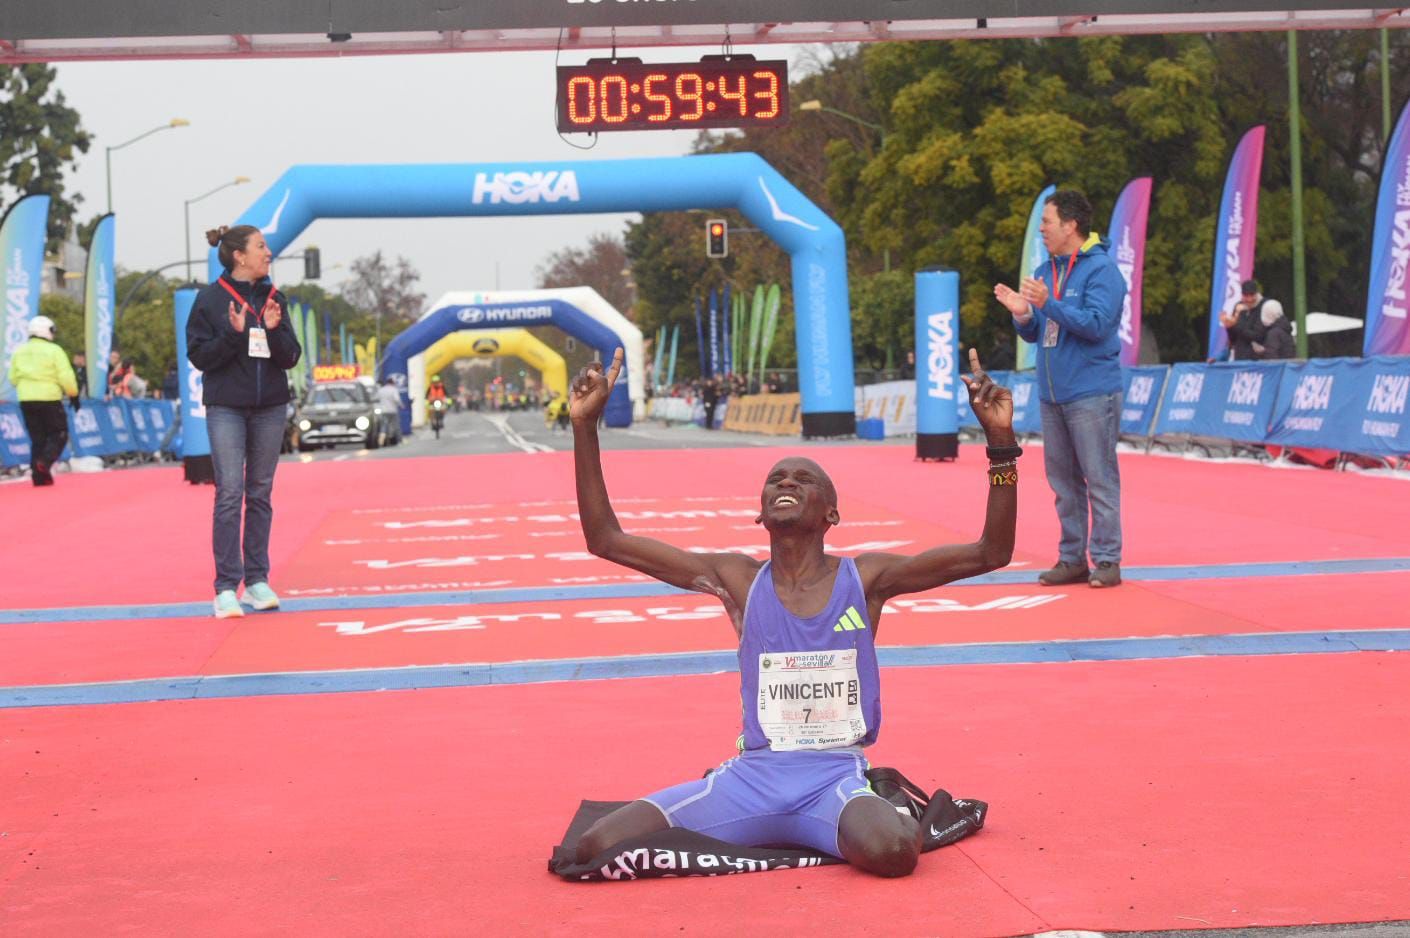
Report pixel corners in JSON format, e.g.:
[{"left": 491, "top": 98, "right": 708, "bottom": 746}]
[
  {"left": 304, "top": 246, "right": 321, "bottom": 280},
  {"left": 706, "top": 219, "right": 728, "bottom": 258}
]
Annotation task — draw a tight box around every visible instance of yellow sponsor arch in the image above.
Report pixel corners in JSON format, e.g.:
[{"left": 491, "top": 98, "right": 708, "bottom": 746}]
[{"left": 421, "top": 328, "right": 568, "bottom": 405}]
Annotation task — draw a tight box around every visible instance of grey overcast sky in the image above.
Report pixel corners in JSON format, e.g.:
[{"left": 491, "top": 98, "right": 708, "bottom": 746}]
[{"left": 54, "top": 46, "right": 806, "bottom": 306}]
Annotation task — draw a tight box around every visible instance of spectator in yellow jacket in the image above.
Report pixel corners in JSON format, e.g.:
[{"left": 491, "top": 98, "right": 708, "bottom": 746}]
[{"left": 7, "top": 315, "right": 79, "bottom": 487}]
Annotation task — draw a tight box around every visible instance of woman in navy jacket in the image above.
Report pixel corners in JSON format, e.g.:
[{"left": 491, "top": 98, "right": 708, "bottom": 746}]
[{"left": 186, "top": 224, "right": 302, "bottom": 618}]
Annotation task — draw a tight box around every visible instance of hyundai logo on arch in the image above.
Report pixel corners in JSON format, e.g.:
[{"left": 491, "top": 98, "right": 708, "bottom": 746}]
[{"left": 455, "top": 305, "right": 553, "bottom": 326}]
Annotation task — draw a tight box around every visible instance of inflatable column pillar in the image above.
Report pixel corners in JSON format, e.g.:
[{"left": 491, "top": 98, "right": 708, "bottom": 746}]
[{"left": 915, "top": 268, "right": 960, "bottom": 461}]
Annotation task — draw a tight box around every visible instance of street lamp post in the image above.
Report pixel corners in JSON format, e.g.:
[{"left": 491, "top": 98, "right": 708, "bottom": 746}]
[
  {"left": 797, "top": 99, "right": 883, "bottom": 132},
  {"left": 184, "top": 177, "right": 251, "bottom": 283},
  {"left": 797, "top": 100, "right": 890, "bottom": 271},
  {"left": 105, "top": 118, "right": 190, "bottom": 214}
]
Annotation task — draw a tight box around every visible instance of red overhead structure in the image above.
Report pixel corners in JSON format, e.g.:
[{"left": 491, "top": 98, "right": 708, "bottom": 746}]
[{"left": 3, "top": 1, "right": 1409, "bottom": 62}]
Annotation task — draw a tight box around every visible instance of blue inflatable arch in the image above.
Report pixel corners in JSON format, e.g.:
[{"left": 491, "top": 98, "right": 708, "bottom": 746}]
[
  {"left": 215, "top": 154, "right": 856, "bottom": 436},
  {"left": 382, "top": 294, "right": 634, "bottom": 432}
]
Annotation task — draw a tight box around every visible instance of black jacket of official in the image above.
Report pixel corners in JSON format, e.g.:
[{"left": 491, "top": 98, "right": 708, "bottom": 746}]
[{"left": 186, "top": 274, "right": 303, "bottom": 408}]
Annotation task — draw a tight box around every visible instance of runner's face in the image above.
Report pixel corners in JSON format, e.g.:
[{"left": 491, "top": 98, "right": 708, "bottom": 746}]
[{"left": 759, "top": 458, "right": 837, "bottom": 530}]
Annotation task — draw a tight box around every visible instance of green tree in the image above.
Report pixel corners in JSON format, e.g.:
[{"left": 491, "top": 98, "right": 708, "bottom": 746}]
[
  {"left": 38, "top": 292, "right": 83, "bottom": 361},
  {"left": 0, "top": 64, "right": 92, "bottom": 250},
  {"left": 625, "top": 33, "right": 1406, "bottom": 368},
  {"left": 106, "top": 270, "right": 183, "bottom": 391}
]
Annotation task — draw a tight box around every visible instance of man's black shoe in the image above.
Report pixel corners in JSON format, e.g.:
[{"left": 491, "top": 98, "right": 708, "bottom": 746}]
[
  {"left": 1038, "top": 560, "right": 1089, "bottom": 586},
  {"left": 1089, "top": 561, "right": 1122, "bottom": 588},
  {"left": 918, "top": 790, "right": 988, "bottom": 850}
]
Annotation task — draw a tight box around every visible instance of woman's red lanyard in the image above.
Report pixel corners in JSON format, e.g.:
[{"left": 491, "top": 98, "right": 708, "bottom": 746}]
[
  {"left": 1050, "top": 252, "right": 1079, "bottom": 301},
  {"left": 218, "top": 276, "right": 276, "bottom": 327}
]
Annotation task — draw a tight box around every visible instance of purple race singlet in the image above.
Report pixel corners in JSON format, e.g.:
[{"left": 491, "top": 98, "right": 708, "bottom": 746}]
[{"left": 738, "top": 557, "right": 882, "bottom": 751}]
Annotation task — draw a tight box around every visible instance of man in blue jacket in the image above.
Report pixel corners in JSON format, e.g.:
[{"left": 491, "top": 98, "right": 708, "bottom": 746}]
[{"left": 994, "top": 190, "right": 1128, "bottom": 588}]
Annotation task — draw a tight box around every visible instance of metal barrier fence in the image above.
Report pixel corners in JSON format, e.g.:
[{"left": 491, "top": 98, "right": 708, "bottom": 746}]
[{"left": 1, "top": 398, "right": 180, "bottom": 470}]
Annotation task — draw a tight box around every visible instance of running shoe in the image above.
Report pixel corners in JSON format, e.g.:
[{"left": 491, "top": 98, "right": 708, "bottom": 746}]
[
  {"left": 213, "top": 590, "right": 245, "bottom": 619},
  {"left": 240, "top": 582, "right": 281, "bottom": 611}
]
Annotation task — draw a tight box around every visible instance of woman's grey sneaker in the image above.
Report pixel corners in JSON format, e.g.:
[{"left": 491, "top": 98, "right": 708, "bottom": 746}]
[
  {"left": 213, "top": 590, "right": 245, "bottom": 619},
  {"left": 1089, "top": 561, "right": 1122, "bottom": 588},
  {"left": 1038, "top": 561, "right": 1089, "bottom": 586}
]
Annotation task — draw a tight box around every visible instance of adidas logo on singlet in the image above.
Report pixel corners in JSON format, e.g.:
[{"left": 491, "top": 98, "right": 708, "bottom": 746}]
[{"left": 833, "top": 606, "right": 867, "bottom": 632}]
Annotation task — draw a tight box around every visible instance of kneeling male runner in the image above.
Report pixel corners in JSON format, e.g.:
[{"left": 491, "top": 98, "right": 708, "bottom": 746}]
[{"left": 570, "top": 348, "right": 1017, "bottom": 877}]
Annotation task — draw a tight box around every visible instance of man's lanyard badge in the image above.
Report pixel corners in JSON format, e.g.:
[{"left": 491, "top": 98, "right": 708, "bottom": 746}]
[{"left": 1049, "top": 252, "right": 1079, "bottom": 301}]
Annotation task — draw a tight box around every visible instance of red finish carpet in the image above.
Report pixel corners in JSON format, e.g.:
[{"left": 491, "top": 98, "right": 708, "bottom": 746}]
[{"left": 3, "top": 443, "right": 1408, "bottom": 935}]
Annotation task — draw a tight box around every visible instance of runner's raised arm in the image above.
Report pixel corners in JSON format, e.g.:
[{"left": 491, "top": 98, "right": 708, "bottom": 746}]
[{"left": 570, "top": 349, "right": 757, "bottom": 622}]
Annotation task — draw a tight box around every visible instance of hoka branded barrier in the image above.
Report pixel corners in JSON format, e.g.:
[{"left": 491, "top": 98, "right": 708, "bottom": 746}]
[{"left": 0, "top": 404, "right": 30, "bottom": 467}]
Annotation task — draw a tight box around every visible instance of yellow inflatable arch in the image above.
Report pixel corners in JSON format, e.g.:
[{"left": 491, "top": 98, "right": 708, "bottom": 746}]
[{"left": 421, "top": 329, "right": 568, "bottom": 402}]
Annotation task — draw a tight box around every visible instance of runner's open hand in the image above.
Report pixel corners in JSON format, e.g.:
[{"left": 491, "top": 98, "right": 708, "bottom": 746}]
[
  {"left": 959, "top": 348, "right": 1013, "bottom": 435},
  {"left": 570, "top": 347, "right": 623, "bottom": 426}
]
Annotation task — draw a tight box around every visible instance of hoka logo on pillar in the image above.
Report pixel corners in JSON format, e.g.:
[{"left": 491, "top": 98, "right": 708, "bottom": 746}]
[
  {"left": 472, "top": 170, "right": 581, "bottom": 205},
  {"left": 926, "top": 311, "right": 955, "bottom": 400}
]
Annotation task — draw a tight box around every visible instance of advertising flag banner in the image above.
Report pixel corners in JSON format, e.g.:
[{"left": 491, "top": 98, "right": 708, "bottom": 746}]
[
  {"left": 652, "top": 324, "right": 666, "bottom": 389},
  {"left": 84, "top": 213, "right": 117, "bottom": 396},
  {"left": 0, "top": 194, "right": 51, "bottom": 401},
  {"left": 1108, "top": 178, "right": 1152, "bottom": 366},
  {"left": 758, "top": 284, "right": 781, "bottom": 383},
  {"left": 721, "top": 283, "right": 732, "bottom": 376},
  {"left": 747, "top": 284, "right": 764, "bottom": 379},
  {"left": 708, "top": 288, "right": 720, "bottom": 376},
  {"left": 666, "top": 323, "right": 679, "bottom": 388},
  {"left": 694, "top": 295, "right": 705, "bottom": 376},
  {"left": 1015, "top": 184, "right": 1055, "bottom": 372},
  {"left": 1207, "top": 126, "right": 1266, "bottom": 360},
  {"left": 1364, "top": 98, "right": 1410, "bottom": 356}
]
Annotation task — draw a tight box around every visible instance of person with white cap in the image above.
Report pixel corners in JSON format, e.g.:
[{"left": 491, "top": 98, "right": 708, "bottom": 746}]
[{"left": 6, "top": 315, "right": 79, "bottom": 487}]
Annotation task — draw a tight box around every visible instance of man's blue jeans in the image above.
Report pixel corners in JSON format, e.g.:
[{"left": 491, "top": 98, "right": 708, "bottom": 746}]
[
  {"left": 1039, "top": 391, "right": 1122, "bottom": 565},
  {"left": 207, "top": 403, "right": 287, "bottom": 593}
]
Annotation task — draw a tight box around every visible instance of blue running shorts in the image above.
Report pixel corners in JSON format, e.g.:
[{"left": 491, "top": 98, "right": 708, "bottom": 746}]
[{"left": 641, "top": 746, "right": 887, "bottom": 858}]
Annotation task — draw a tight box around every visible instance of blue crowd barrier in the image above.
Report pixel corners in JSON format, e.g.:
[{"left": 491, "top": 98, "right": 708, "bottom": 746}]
[
  {"left": 943, "top": 357, "right": 1407, "bottom": 459},
  {"left": 5, "top": 398, "right": 176, "bottom": 469},
  {"left": 67, "top": 401, "right": 108, "bottom": 457},
  {"left": 1121, "top": 366, "right": 1169, "bottom": 436},
  {"left": 1, "top": 403, "right": 31, "bottom": 468},
  {"left": 1266, "top": 356, "right": 1410, "bottom": 456},
  {"left": 100, "top": 400, "right": 136, "bottom": 452},
  {"left": 958, "top": 368, "right": 1135, "bottom": 436},
  {"left": 1152, "top": 360, "right": 1285, "bottom": 443},
  {"left": 121, "top": 399, "right": 156, "bottom": 452}
]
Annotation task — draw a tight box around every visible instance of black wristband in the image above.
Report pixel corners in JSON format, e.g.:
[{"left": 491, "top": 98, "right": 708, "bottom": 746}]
[{"left": 985, "top": 443, "right": 1023, "bottom": 461}]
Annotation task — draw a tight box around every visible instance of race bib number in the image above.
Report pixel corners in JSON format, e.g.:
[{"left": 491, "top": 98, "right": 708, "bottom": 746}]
[
  {"left": 757, "top": 649, "right": 866, "bottom": 751},
  {"left": 248, "top": 327, "right": 271, "bottom": 359},
  {"left": 1042, "top": 318, "right": 1060, "bottom": 348}
]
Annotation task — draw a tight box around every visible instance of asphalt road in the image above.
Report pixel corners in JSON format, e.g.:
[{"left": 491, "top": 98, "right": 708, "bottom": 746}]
[{"left": 283, "top": 407, "right": 817, "bottom": 462}]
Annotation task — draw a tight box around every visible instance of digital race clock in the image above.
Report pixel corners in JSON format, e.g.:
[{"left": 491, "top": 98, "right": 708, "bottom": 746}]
[{"left": 556, "top": 56, "right": 789, "bottom": 133}]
